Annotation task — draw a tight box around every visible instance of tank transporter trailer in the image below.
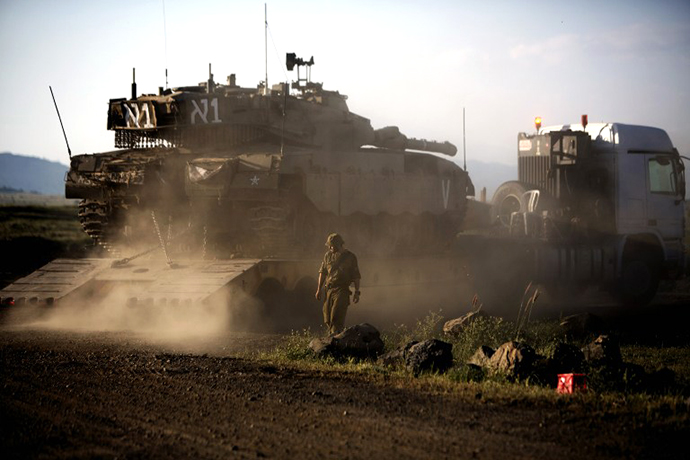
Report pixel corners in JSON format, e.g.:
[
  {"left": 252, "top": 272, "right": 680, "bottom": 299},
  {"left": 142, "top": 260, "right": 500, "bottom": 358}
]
[{"left": 1, "top": 52, "right": 686, "bottom": 324}]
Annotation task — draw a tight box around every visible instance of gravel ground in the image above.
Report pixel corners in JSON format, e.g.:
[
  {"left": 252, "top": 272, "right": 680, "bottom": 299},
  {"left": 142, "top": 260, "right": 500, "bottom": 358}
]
[{"left": 1, "top": 325, "right": 687, "bottom": 459}]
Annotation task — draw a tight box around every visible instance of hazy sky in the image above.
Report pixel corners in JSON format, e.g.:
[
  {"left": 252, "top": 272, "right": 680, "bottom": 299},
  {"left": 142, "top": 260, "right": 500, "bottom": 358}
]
[{"left": 1, "top": 0, "right": 688, "bottom": 169}]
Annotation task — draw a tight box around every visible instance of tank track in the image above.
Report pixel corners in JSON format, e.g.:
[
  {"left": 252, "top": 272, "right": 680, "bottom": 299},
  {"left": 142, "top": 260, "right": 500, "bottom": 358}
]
[{"left": 78, "top": 199, "right": 122, "bottom": 255}]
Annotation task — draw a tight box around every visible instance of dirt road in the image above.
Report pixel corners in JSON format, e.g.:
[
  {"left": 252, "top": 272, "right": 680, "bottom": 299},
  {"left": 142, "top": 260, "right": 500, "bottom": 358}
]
[{"left": 1, "top": 326, "right": 686, "bottom": 460}]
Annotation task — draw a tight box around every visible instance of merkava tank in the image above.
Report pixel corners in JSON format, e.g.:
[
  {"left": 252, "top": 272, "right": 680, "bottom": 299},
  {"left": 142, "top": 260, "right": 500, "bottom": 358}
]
[{"left": 66, "top": 55, "right": 474, "bottom": 258}]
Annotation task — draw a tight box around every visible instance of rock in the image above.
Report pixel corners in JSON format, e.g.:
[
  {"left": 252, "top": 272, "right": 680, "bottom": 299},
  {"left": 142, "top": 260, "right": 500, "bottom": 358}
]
[
  {"left": 530, "top": 356, "right": 554, "bottom": 386},
  {"left": 559, "top": 313, "right": 607, "bottom": 339},
  {"left": 582, "top": 335, "right": 622, "bottom": 365},
  {"left": 309, "top": 323, "right": 384, "bottom": 359},
  {"left": 443, "top": 310, "right": 487, "bottom": 337},
  {"left": 377, "top": 349, "right": 404, "bottom": 367},
  {"left": 648, "top": 367, "right": 676, "bottom": 394},
  {"left": 487, "top": 341, "right": 537, "bottom": 379},
  {"left": 465, "top": 364, "right": 485, "bottom": 382},
  {"left": 309, "top": 336, "right": 337, "bottom": 356},
  {"left": 405, "top": 339, "right": 454, "bottom": 375},
  {"left": 550, "top": 342, "right": 585, "bottom": 374},
  {"left": 377, "top": 341, "right": 418, "bottom": 367},
  {"left": 467, "top": 345, "right": 495, "bottom": 368},
  {"left": 620, "top": 362, "right": 647, "bottom": 392}
]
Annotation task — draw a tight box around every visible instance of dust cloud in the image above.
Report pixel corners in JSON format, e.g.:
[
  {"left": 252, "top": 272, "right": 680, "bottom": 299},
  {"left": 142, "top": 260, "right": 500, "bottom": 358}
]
[{"left": 6, "top": 283, "right": 269, "bottom": 345}]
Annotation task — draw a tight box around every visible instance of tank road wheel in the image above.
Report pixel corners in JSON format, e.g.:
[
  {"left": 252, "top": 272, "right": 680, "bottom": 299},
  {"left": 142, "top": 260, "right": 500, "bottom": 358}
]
[
  {"left": 418, "top": 213, "right": 438, "bottom": 251},
  {"left": 345, "top": 213, "right": 372, "bottom": 255},
  {"left": 372, "top": 213, "right": 398, "bottom": 256},
  {"left": 397, "top": 213, "right": 418, "bottom": 250},
  {"left": 436, "top": 211, "right": 464, "bottom": 252},
  {"left": 289, "top": 277, "right": 322, "bottom": 330}
]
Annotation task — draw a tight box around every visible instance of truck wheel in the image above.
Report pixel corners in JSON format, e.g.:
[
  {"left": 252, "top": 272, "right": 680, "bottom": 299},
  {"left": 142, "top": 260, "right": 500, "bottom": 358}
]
[
  {"left": 617, "top": 256, "right": 660, "bottom": 307},
  {"left": 491, "top": 181, "right": 529, "bottom": 227},
  {"left": 544, "top": 283, "right": 585, "bottom": 305}
]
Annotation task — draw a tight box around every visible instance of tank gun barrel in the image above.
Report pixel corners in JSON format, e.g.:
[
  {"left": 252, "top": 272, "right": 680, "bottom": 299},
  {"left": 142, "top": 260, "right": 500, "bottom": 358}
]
[
  {"left": 371, "top": 126, "right": 457, "bottom": 157},
  {"left": 405, "top": 138, "right": 457, "bottom": 157}
]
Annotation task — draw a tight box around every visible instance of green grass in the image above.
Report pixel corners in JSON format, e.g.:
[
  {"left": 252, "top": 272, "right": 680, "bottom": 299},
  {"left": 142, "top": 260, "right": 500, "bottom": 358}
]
[
  {"left": 0, "top": 204, "right": 91, "bottom": 288},
  {"left": 622, "top": 345, "right": 690, "bottom": 377},
  {"left": 262, "top": 311, "right": 690, "bottom": 402},
  {"left": 0, "top": 205, "right": 89, "bottom": 244}
]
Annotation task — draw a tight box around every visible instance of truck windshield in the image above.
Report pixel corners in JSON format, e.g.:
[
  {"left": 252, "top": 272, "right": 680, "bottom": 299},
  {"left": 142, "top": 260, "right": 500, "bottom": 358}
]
[{"left": 648, "top": 156, "right": 678, "bottom": 194}]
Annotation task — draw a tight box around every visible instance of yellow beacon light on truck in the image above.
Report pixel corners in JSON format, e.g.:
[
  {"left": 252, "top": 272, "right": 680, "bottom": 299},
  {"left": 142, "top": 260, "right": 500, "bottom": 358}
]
[{"left": 535, "top": 117, "right": 542, "bottom": 131}]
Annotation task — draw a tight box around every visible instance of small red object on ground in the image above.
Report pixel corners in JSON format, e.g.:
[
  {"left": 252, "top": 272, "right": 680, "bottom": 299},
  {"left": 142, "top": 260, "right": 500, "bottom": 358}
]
[{"left": 557, "top": 373, "right": 587, "bottom": 394}]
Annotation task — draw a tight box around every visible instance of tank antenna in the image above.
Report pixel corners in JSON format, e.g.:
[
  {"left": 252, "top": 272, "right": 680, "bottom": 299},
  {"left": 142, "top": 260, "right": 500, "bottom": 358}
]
[
  {"left": 162, "top": 0, "right": 169, "bottom": 89},
  {"left": 463, "top": 107, "right": 467, "bottom": 171},
  {"left": 49, "top": 86, "right": 72, "bottom": 160},
  {"left": 264, "top": 3, "right": 268, "bottom": 95},
  {"left": 132, "top": 68, "right": 137, "bottom": 100}
]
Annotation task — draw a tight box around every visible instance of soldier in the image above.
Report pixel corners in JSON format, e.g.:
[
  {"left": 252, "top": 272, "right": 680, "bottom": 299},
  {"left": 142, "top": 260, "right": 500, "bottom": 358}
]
[{"left": 315, "top": 233, "right": 361, "bottom": 335}]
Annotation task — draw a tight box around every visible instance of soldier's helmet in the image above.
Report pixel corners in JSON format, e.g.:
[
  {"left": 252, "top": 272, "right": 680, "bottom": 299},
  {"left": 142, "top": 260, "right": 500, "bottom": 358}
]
[{"left": 326, "top": 233, "right": 344, "bottom": 247}]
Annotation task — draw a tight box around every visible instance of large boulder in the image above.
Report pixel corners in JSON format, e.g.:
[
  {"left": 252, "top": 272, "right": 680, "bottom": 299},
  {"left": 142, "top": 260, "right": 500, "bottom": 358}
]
[
  {"left": 309, "top": 323, "right": 385, "bottom": 359},
  {"left": 487, "top": 341, "right": 537, "bottom": 379},
  {"left": 550, "top": 342, "right": 585, "bottom": 374},
  {"left": 581, "top": 335, "right": 622, "bottom": 366},
  {"left": 405, "top": 339, "right": 454, "bottom": 375},
  {"left": 559, "top": 313, "right": 607, "bottom": 339},
  {"left": 443, "top": 310, "right": 487, "bottom": 337},
  {"left": 647, "top": 367, "right": 677, "bottom": 394},
  {"left": 377, "top": 341, "right": 418, "bottom": 367},
  {"left": 467, "top": 345, "right": 495, "bottom": 368}
]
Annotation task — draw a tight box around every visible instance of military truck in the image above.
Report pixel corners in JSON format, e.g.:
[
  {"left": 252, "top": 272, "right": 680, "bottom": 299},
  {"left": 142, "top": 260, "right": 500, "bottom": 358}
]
[
  {"left": 482, "top": 115, "right": 687, "bottom": 306},
  {"left": 65, "top": 56, "right": 473, "bottom": 259}
]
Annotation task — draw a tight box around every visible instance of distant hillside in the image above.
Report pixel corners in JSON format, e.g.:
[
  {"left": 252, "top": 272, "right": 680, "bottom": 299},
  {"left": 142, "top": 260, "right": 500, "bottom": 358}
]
[
  {"left": 465, "top": 159, "right": 516, "bottom": 200},
  {"left": 0, "top": 153, "right": 68, "bottom": 195}
]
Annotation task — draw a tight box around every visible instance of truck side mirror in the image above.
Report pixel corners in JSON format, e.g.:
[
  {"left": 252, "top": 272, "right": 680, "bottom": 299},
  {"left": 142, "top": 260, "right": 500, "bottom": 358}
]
[{"left": 675, "top": 155, "right": 686, "bottom": 202}]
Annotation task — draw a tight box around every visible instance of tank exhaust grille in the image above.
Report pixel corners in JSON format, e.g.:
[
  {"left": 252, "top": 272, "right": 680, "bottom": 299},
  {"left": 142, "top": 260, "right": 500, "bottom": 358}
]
[
  {"left": 115, "top": 130, "right": 181, "bottom": 149},
  {"left": 115, "top": 125, "right": 266, "bottom": 149}
]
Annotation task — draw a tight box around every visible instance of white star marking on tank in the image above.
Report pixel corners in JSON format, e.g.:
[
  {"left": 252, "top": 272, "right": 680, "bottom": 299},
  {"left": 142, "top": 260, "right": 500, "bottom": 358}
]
[{"left": 250, "top": 175, "right": 260, "bottom": 186}]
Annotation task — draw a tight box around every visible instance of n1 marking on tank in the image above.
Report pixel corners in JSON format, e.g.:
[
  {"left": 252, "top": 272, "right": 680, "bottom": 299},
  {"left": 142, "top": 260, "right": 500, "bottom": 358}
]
[
  {"left": 124, "top": 102, "right": 155, "bottom": 129},
  {"left": 191, "top": 98, "right": 222, "bottom": 124},
  {"left": 442, "top": 179, "right": 451, "bottom": 209}
]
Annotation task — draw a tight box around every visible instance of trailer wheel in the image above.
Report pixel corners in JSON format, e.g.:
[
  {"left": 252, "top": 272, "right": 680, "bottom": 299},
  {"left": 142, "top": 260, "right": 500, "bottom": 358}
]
[
  {"left": 617, "top": 249, "right": 661, "bottom": 307},
  {"left": 290, "top": 277, "right": 321, "bottom": 330},
  {"left": 255, "top": 278, "right": 286, "bottom": 331}
]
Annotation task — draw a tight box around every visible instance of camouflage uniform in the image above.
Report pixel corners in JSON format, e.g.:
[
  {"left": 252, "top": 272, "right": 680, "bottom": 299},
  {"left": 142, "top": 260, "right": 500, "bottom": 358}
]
[{"left": 319, "top": 248, "right": 361, "bottom": 334}]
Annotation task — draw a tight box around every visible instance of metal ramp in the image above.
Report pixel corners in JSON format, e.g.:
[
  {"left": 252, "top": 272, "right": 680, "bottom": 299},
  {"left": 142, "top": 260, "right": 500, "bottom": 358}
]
[
  {"left": 0, "top": 259, "right": 112, "bottom": 305},
  {"left": 0, "top": 258, "right": 262, "bottom": 307}
]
